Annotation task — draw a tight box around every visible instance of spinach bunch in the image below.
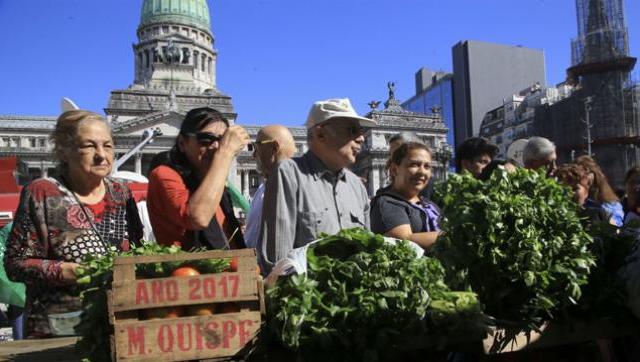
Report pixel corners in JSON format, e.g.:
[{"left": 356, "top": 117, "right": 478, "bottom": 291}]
[
  {"left": 433, "top": 168, "right": 595, "bottom": 331},
  {"left": 268, "top": 228, "right": 484, "bottom": 361}
]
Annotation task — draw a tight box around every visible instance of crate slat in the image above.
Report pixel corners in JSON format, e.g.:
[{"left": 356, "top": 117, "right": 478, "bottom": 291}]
[
  {"left": 112, "top": 249, "right": 257, "bottom": 266},
  {"left": 113, "top": 312, "right": 261, "bottom": 361},
  {"left": 112, "top": 272, "right": 259, "bottom": 312}
]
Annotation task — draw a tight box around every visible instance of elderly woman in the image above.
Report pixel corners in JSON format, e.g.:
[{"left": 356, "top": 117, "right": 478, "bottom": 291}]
[
  {"left": 3, "top": 110, "right": 143, "bottom": 338},
  {"left": 371, "top": 142, "right": 441, "bottom": 250},
  {"left": 147, "top": 107, "right": 250, "bottom": 250}
]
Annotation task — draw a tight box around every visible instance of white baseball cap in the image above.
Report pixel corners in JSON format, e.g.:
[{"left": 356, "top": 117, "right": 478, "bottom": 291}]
[{"left": 305, "top": 98, "right": 377, "bottom": 129}]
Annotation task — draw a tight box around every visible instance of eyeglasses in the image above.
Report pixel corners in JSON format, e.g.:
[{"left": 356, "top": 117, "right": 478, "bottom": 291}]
[
  {"left": 247, "top": 139, "right": 276, "bottom": 152},
  {"left": 320, "top": 122, "right": 365, "bottom": 138},
  {"left": 186, "top": 132, "right": 223, "bottom": 147}
]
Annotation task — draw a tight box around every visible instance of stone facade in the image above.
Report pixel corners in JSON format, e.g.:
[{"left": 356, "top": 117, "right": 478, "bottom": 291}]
[{"left": 0, "top": 0, "right": 451, "bottom": 197}]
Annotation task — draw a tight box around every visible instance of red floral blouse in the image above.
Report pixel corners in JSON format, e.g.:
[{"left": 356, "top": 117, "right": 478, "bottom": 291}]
[{"left": 3, "top": 177, "right": 142, "bottom": 337}]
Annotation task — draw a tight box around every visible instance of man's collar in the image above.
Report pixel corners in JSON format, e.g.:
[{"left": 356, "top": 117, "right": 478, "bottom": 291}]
[{"left": 304, "top": 151, "right": 347, "bottom": 181}]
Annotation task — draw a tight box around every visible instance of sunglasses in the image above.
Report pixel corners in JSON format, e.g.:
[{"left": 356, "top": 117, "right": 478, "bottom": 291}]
[
  {"left": 247, "top": 139, "right": 276, "bottom": 152},
  {"left": 186, "top": 132, "right": 223, "bottom": 147},
  {"left": 320, "top": 122, "right": 365, "bottom": 138}
]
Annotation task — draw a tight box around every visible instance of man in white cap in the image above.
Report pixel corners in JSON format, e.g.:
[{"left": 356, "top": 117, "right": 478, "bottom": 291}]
[{"left": 259, "top": 98, "right": 374, "bottom": 273}]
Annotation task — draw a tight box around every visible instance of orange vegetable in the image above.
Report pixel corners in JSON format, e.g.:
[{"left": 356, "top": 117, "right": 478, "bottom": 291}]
[
  {"left": 228, "top": 257, "right": 239, "bottom": 272},
  {"left": 171, "top": 266, "right": 200, "bottom": 277}
]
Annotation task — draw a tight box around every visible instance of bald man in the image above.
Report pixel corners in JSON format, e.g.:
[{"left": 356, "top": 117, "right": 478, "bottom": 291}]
[{"left": 244, "top": 125, "right": 296, "bottom": 250}]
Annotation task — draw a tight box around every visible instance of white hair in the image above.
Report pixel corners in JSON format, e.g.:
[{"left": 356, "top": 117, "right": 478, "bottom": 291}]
[{"left": 522, "top": 137, "right": 556, "bottom": 164}]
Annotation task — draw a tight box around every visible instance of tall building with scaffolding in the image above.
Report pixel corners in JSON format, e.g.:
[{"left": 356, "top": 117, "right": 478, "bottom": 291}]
[{"left": 534, "top": 0, "right": 638, "bottom": 187}]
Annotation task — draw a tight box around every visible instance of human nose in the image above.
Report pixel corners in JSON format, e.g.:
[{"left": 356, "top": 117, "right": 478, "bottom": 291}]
[{"left": 95, "top": 145, "right": 107, "bottom": 160}]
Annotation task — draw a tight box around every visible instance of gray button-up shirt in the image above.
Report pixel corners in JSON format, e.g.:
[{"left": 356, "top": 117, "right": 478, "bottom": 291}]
[{"left": 259, "top": 151, "right": 370, "bottom": 272}]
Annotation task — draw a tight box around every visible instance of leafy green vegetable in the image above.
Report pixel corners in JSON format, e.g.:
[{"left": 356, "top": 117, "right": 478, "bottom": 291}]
[
  {"left": 267, "top": 228, "right": 485, "bottom": 361},
  {"left": 432, "top": 168, "right": 595, "bottom": 332}
]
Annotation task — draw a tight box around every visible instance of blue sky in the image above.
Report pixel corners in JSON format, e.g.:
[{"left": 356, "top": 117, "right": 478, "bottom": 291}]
[{"left": 0, "top": 0, "right": 638, "bottom": 127}]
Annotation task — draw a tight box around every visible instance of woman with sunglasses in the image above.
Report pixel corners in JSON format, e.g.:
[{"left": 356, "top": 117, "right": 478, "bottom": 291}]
[{"left": 147, "top": 107, "right": 250, "bottom": 250}]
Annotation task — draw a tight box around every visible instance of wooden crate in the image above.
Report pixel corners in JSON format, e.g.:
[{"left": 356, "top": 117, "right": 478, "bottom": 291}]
[{"left": 107, "top": 249, "right": 265, "bottom": 362}]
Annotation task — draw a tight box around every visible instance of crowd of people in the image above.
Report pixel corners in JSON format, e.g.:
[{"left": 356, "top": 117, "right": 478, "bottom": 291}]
[{"left": 2, "top": 98, "right": 638, "bottom": 339}]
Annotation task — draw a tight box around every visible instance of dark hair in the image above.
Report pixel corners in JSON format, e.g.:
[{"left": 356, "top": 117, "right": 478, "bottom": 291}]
[
  {"left": 625, "top": 166, "right": 640, "bottom": 183},
  {"left": 389, "top": 142, "right": 432, "bottom": 166},
  {"left": 150, "top": 107, "right": 228, "bottom": 191},
  {"left": 179, "top": 107, "right": 229, "bottom": 135},
  {"left": 455, "top": 137, "right": 498, "bottom": 172}
]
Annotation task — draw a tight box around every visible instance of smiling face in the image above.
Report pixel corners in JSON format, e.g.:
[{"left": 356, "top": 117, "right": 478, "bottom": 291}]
[
  {"left": 178, "top": 120, "right": 228, "bottom": 176},
  {"left": 63, "top": 119, "right": 114, "bottom": 184},
  {"left": 319, "top": 118, "right": 365, "bottom": 169},
  {"left": 390, "top": 148, "right": 432, "bottom": 200}
]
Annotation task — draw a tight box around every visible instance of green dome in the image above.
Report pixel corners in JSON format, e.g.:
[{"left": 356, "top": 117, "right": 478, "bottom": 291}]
[{"left": 140, "top": 0, "right": 211, "bottom": 33}]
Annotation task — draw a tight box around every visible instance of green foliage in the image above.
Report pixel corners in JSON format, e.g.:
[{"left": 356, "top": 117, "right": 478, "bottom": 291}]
[
  {"left": 75, "top": 242, "right": 230, "bottom": 362},
  {"left": 267, "top": 228, "right": 485, "bottom": 361},
  {"left": 432, "top": 168, "right": 595, "bottom": 331}
]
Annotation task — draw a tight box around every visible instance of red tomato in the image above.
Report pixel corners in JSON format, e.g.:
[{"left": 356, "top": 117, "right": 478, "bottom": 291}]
[
  {"left": 227, "top": 257, "right": 239, "bottom": 272},
  {"left": 171, "top": 266, "right": 200, "bottom": 277}
]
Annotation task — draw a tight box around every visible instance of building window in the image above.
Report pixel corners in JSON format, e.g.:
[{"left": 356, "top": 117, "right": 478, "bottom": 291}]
[
  {"left": 29, "top": 138, "right": 36, "bottom": 148},
  {"left": 201, "top": 54, "right": 206, "bottom": 71},
  {"left": 39, "top": 138, "right": 46, "bottom": 148}
]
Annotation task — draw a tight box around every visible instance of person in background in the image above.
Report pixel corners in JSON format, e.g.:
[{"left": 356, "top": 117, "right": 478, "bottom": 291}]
[
  {"left": 4, "top": 110, "right": 142, "bottom": 338},
  {"left": 455, "top": 137, "right": 499, "bottom": 178},
  {"left": 623, "top": 167, "right": 640, "bottom": 224},
  {"left": 522, "top": 136, "right": 557, "bottom": 177},
  {"left": 260, "top": 98, "right": 374, "bottom": 273},
  {"left": 574, "top": 155, "right": 624, "bottom": 227},
  {"left": 0, "top": 222, "right": 24, "bottom": 340},
  {"left": 555, "top": 163, "right": 610, "bottom": 226},
  {"left": 244, "top": 125, "right": 296, "bottom": 250},
  {"left": 371, "top": 142, "right": 441, "bottom": 250},
  {"left": 147, "top": 107, "right": 250, "bottom": 250}
]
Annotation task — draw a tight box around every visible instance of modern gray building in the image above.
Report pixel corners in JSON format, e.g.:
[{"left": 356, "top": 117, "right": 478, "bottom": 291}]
[
  {"left": 452, "top": 40, "right": 547, "bottom": 147},
  {"left": 402, "top": 68, "right": 455, "bottom": 148}
]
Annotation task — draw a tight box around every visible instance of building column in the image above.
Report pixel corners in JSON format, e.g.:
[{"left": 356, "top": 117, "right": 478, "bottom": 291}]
[
  {"left": 369, "top": 167, "right": 378, "bottom": 195},
  {"left": 135, "top": 154, "right": 142, "bottom": 174},
  {"left": 242, "top": 170, "right": 250, "bottom": 198},
  {"left": 378, "top": 166, "right": 386, "bottom": 189}
]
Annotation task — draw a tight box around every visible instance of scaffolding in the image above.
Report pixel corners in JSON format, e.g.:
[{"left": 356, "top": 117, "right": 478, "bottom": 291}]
[{"left": 571, "top": 0, "right": 629, "bottom": 66}]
